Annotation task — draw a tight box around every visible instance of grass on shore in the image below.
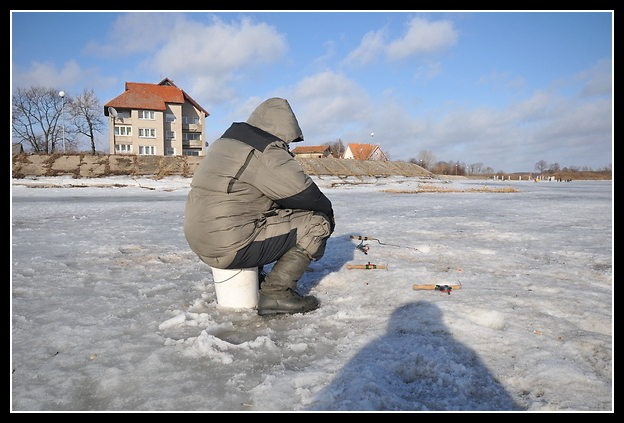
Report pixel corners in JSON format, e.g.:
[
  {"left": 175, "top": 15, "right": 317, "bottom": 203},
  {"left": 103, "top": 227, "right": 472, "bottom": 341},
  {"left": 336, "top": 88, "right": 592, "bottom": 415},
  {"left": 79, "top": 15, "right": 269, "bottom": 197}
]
[{"left": 380, "top": 185, "right": 520, "bottom": 194}]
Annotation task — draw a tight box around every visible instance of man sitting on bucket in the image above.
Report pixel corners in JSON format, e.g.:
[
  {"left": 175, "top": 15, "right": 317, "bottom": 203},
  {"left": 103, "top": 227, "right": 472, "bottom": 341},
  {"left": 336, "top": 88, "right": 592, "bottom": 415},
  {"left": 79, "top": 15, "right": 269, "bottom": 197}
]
[{"left": 184, "top": 98, "right": 335, "bottom": 316}]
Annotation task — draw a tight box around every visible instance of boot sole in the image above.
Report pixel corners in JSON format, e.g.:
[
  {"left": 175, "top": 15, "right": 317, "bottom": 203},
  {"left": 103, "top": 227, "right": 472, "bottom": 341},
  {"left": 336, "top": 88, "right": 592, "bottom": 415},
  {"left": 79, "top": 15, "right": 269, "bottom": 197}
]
[{"left": 257, "top": 304, "right": 319, "bottom": 316}]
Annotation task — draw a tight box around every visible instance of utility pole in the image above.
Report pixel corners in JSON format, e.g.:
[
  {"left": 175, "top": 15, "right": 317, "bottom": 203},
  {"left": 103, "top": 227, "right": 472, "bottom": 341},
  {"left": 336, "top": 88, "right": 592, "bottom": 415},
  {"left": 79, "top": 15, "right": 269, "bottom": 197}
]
[{"left": 59, "top": 91, "right": 66, "bottom": 153}]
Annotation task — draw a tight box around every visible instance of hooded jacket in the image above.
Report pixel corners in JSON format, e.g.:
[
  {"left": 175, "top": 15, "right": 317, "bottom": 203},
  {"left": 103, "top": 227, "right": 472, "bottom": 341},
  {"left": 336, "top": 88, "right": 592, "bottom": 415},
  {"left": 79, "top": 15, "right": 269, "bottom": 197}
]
[{"left": 184, "top": 98, "right": 334, "bottom": 261}]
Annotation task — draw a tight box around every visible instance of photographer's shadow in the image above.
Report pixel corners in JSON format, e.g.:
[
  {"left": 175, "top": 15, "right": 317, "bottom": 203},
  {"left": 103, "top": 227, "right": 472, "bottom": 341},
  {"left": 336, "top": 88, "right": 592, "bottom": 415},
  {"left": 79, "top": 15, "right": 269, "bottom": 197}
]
[{"left": 307, "top": 301, "right": 524, "bottom": 411}]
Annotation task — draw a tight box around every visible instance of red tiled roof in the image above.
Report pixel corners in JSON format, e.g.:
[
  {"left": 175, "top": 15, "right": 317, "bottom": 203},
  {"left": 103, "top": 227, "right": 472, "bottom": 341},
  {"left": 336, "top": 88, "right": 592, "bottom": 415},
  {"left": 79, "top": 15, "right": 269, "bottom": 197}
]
[
  {"left": 347, "top": 143, "right": 378, "bottom": 160},
  {"left": 104, "top": 80, "right": 209, "bottom": 117}
]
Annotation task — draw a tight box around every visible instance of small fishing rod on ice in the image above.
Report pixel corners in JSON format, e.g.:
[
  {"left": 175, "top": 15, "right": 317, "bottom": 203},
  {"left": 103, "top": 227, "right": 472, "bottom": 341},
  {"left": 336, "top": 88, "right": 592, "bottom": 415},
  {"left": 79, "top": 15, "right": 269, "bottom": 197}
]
[{"left": 350, "top": 235, "right": 424, "bottom": 254}]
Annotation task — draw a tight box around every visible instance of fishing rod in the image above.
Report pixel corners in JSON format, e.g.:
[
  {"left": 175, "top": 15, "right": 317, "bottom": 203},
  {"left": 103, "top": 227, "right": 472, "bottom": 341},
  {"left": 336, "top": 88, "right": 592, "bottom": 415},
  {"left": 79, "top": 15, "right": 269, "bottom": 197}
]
[
  {"left": 412, "top": 282, "right": 462, "bottom": 294},
  {"left": 350, "top": 235, "right": 424, "bottom": 253},
  {"left": 346, "top": 262, "right": 387, "bottom": 270}
]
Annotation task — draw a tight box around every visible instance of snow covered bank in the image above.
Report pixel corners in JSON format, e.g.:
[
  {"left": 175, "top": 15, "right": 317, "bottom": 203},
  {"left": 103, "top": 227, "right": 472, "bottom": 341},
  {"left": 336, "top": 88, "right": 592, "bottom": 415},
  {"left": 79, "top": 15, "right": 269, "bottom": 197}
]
[{"left": 11, "top": 176, "right": 612, "bottom": 411}]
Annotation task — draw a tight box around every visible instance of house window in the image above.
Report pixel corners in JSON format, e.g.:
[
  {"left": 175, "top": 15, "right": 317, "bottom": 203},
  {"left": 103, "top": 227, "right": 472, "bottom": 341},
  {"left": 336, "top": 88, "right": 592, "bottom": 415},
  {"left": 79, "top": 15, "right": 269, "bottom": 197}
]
[
  {"left": 166, "top": 114, "right": 176, "bottom": 123},
  {"left": 166, "top": 130, "right": 176, "bottom": 140},
  {"left": 165, "top": 147, "right": 176, "bottom": 156},
  {"left": 183, "top": 149, "right": 200, "bottom": 156},
  {"left": 182, "top": 116, "right": 200, "bottom": 125},
  {"left": 114, "top": 126, "right": 132, "bottom": 136},
  {"left": 138, "top": 110, "right": 155, "bottom": 120},
  {"left": 183, "top": 132, "right": 201, "bottom": 141},
  {"left": 139, "top": 128, "right": 156, "bottom": 138},
  {"left": 139, "top": 145, "right": 156, "bottom": 155},
  {"left": 115, "top": 144, "right": 132, "bottom": 153}
]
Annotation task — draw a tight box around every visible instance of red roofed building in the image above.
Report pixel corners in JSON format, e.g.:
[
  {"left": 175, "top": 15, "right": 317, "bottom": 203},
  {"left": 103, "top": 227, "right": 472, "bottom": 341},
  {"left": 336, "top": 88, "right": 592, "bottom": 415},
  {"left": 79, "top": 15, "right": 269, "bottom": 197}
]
[
  {"left": 290, "top": 145, "right": 332, "bottom": 158},
  {"left": 104, "top": 78, "right": 210, "bottom": 156},
  {"left": 344, "top": 143, "right": 388, "bottom": 161}
]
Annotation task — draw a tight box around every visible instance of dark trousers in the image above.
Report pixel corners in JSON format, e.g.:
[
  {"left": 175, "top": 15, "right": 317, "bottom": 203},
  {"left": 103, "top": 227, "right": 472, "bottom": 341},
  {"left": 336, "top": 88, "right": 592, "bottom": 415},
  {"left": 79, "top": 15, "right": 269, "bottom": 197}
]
[{"left": 198, "top": 208, "right": 331, "bottom": 270}]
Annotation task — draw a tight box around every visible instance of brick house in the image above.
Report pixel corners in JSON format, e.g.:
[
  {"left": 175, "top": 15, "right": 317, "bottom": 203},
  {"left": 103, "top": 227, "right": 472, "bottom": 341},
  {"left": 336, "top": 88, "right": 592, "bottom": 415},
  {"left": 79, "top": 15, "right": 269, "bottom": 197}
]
[{"left": 104, "top": 78, "right": 210, "bottom": 156}]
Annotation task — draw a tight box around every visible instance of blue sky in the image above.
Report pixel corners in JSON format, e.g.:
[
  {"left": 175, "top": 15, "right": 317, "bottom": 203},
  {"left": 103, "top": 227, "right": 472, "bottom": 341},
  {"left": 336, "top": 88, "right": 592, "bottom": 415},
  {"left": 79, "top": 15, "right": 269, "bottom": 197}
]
[{"left": 11, "top": 11, "right": 612, "bottom": 172}]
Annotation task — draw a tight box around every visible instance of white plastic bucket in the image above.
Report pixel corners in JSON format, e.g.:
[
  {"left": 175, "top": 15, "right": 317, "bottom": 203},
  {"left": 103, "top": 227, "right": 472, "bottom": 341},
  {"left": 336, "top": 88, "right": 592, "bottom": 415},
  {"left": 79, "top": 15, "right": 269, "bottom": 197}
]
[{"left": 211, "top": 267, "right": 259, "bottom": 309}]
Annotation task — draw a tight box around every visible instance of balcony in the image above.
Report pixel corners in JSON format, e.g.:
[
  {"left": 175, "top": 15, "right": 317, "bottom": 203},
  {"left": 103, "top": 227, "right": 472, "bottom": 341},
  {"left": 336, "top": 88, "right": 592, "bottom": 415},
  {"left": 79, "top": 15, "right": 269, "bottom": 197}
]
[
  {"left": 182, "top": 123, "right": 202, "bottom": 132},
  {"left": 183, "top": 139, "right": 204, "bottom": 148}
]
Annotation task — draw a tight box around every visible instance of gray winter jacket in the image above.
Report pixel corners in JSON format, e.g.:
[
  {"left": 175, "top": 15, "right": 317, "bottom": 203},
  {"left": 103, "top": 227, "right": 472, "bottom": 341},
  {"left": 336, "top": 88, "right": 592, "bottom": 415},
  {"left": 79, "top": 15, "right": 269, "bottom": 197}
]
[{"left": 184, "top": 98, "right": 334, "bottom": 261}]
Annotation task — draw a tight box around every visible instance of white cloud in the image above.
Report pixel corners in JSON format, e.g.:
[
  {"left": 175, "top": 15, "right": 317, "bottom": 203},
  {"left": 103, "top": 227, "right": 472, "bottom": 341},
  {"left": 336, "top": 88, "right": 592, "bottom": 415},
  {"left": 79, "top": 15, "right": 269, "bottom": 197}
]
[
  {"left": 77, "top": 13, "right": 610, "bottom": 171},
  {"left": 232, "top": 53, "right": 610, "bottom": 172},
  {"left": 150, "top": 15, "right": 286, "bottom": 76},
  {"left": 266, "top": 59, "right": 609, "bottom": 170},
  {"left": 83, "top": 13, "right": 180, "bottom": 58},
  {"left": 542, "top": 96, "right": 612, "bottom": 142},
  {"left": 477, "top": 70, "right": 526, "bottom": 90},
  {"left": 285, "top": 73, "right": 610, "bottom": 171},
  {"left": 386, "top": 17, "right": 458, "bottom": 61},
  {"left": 12, "top": 59, "right": 116, "bottom": 93},
  {"left": 85, "top": 13, "right": 288, "bottom": 106},
  {"left": 413, "top": 61, "right": 443, "bottom": 80},
  {"left": 343, "top": 17, "right": 458, "bottom": 67},
  {"left": 403, "top": 85, "right": 611, "bottom": 171},
  {"left": 576, "top": 57, "right": 612, "bottom": 99},
  {"left": 507, "top": 89, "right": 555, "bottom": 123},
  {"left": 146, "top": 15, "right": 287, "bottom": 105},
  {"left": 280, "top": 71, "right": 372, "bottom": 141},
  {"left": 342, "top": 28, "right": 387, "bottom": 66}
]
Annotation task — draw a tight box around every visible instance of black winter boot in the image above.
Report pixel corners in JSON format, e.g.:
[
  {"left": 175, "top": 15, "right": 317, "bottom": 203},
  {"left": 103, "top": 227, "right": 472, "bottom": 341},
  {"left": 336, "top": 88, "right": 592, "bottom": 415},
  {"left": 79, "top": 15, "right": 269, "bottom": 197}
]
[
  {"left": 257, "top": 289, "right": 320, "bottom": 316},
  {"left": 257, "top": 246, "right": 320, "bottom": 316}
]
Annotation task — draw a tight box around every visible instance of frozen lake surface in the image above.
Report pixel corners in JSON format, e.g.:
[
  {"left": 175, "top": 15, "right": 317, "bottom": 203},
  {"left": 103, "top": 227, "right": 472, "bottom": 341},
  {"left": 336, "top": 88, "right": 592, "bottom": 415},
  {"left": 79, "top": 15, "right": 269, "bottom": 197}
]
[{"left": 11, "top": 176, "right": 612, "bottom": 411}]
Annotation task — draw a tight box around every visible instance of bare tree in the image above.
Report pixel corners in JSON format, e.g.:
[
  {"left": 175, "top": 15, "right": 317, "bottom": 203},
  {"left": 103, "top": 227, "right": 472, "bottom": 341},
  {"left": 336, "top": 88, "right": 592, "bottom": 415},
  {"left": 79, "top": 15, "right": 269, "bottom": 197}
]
[
  {"left": 68, "top": 88, "right": 105, "bottom": 154},
  {"left": 534, "top": 160, "right": 548, "bottom": 175},
  {"left": 323, "top": 139, "right": 346, "bottom": 158},
  {"left": 409, "top": 149, "right": 436, "bottom": 170},
  {"left": 467, "top": 162, "right": 484, "bottom": 175},
  {"left": 12, "top": 86, "right": 67, "bottom": 153}
]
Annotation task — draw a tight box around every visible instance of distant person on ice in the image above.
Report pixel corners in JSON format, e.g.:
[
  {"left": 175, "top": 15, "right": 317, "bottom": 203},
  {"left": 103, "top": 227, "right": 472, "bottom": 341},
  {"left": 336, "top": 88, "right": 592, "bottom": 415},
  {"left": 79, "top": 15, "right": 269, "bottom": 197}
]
[{"left": 184, "top": 98, "right": 334, "bottom": 316}]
